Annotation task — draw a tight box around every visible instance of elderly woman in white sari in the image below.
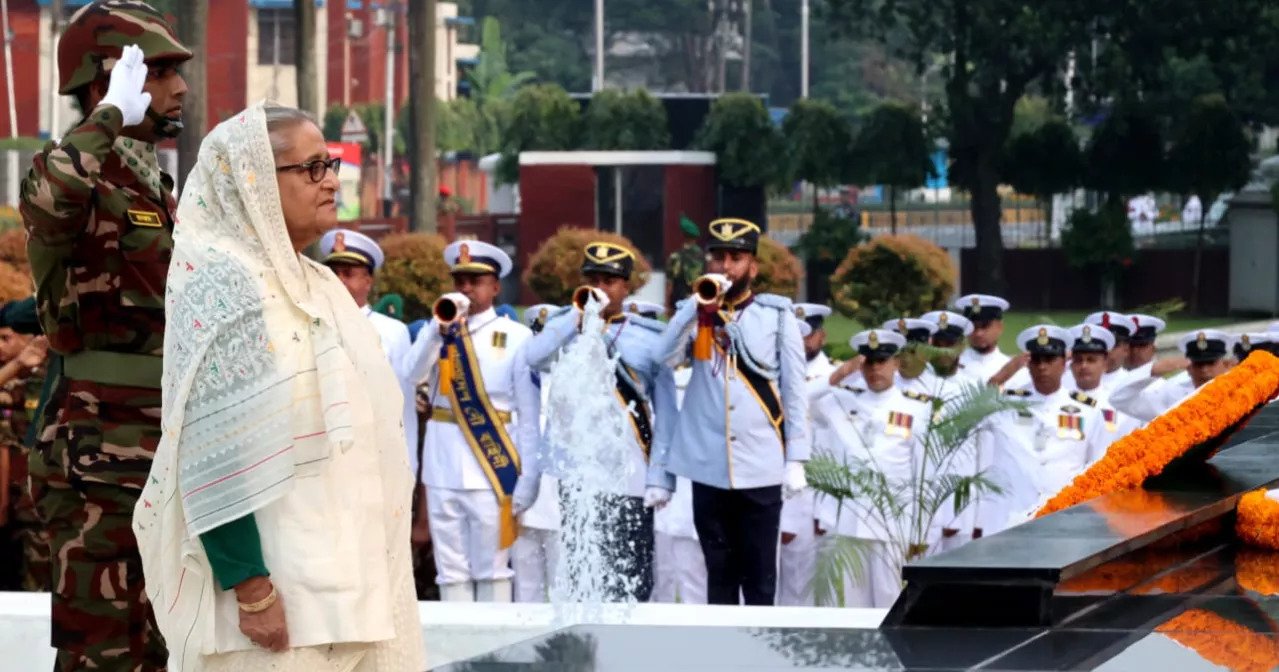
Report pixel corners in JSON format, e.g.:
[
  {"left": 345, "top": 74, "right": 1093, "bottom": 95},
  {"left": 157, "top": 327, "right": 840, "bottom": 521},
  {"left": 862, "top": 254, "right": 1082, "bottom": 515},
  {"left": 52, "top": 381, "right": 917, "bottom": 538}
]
[{"left": 132, "top": 101, "right": 424, "bottom": 671}]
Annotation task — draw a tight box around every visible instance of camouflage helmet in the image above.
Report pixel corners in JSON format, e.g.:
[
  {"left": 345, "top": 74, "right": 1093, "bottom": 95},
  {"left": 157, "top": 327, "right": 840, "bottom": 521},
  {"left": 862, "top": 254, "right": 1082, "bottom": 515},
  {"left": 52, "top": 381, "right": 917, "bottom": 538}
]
[{"left": 58, "top": 0, "right": 192, "bottom": 95}]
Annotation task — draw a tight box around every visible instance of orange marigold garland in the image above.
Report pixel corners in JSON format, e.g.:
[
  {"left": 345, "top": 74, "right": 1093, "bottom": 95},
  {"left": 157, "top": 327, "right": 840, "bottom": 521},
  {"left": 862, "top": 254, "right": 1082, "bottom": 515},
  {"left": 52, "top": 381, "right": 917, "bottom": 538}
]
[
  {"left": 1236, "top": 548, "right": 1279, "bottom": 596},
  {"left": 1037, "top": 351, "right": 1279, "bottom": 517},
  {"left": 1156, "top": 609, "right": 1279, "bottom": 672},
  {"left": 1237, "top": 489, "right": 1279, "bottom": 551}
]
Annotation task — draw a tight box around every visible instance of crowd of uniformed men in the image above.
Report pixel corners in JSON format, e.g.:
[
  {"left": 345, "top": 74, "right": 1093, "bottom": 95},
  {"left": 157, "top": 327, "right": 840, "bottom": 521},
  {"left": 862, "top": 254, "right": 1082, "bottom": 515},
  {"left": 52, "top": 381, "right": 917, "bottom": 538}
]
[
  {"left": 0, "top": 2, "right": 1266, "bottom": 669},
  {"left": 1, "top": 209, "right": 1261, "bottom": 612}
]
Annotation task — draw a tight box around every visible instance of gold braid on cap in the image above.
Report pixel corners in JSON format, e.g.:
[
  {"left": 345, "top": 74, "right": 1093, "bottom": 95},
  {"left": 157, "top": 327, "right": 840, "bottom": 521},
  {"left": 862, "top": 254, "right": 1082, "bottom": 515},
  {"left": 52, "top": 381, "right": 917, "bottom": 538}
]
[{"left": 709, "top": 218, "right": 761, "bottom": 241}]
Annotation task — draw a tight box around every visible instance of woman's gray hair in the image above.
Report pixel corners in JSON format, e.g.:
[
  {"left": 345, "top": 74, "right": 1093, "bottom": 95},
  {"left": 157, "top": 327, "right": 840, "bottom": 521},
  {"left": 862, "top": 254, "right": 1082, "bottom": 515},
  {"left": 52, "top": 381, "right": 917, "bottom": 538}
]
[{"left": 264, "top": 103, "right": 317, "bottom": 159}]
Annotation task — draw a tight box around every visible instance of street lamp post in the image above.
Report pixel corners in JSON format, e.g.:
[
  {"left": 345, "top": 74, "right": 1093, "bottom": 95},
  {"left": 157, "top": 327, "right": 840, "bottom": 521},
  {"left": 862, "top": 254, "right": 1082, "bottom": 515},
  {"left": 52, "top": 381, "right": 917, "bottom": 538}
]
[
  {"left": 593, "top": 0, "right": 604, "bottom": 91},
  {"left": 800, "top": 0, "right": 809, "bottom": 98}
]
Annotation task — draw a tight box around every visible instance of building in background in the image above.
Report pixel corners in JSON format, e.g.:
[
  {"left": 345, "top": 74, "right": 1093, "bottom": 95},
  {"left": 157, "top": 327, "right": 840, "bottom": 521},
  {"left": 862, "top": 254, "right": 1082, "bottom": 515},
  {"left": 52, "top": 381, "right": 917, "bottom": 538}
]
[{"left": 0, "top": 0, "right": 477, "bottom": 139}]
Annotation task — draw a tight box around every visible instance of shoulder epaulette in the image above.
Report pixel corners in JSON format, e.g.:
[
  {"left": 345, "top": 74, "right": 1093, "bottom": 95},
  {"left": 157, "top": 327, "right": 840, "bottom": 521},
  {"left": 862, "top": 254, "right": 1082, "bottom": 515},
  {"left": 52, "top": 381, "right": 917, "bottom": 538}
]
[
  {"left": 753, "top": 293, "right": 793, "bottom": 311},
  {"left": 903, "top": 390, "right": 935, "bottom": 404},
  {"left": 839, "top": 384, "right": 866, "bottom": 394},
  {"left": 1070, "top": 391, "right": 1098, "bottom": 407},
  {"left": 1004, "top": 388, "right": 1033, "bottom": 397},
  {"left": 625, "top": 315, "right": 667, "bottom": 334}
]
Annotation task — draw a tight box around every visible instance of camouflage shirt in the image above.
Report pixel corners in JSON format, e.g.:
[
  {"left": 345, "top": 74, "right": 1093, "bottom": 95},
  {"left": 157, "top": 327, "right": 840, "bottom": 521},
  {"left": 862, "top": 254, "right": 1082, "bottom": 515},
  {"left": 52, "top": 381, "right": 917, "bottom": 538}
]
[
  {"left": 0, "top": 365, "right": 44, "bottom": 452},
  {"left": 664, "top": 242, "right": 705, "bottom": 305},
  {"left": 20, "top": 105, "right": 174, "bottom": 361}
]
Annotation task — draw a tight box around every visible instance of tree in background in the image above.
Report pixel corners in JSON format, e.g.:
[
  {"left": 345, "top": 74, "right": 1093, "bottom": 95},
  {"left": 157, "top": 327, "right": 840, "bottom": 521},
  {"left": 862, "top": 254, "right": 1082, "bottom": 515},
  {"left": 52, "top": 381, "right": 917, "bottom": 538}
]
[
  {"left": 1060, "top": 208, "right": 1134, "bottom": 307},
  {"left": 696, "top": 92, "right": 782, "bottom": 188},
  {"left": 1003, "top": 119, "right": 1082, "bottom": 244},
  {"left": 581, "top": 89, "right": 671, "bottom": 150},
  {"left": 850, "top": 102, "right": 931, "bottom": 233},
  {"left": 1083, "top": 104, "right": 1167, "bottom": 205},
  {"left": 377, "top": 233, "right": 454, "bottom": 319},
  {"left": 1167, "top": 94, "right": 1253, "bottom": 312},
  {"left": 782, "top": 99, "right": 852, "bottom": 218},
  {"left": 795, "top": 209, "right": 867, "bottom": 305},
  {"left": 174, "top": 0, "right": 207, "bottom": 187},
  {"left": 293, "top": 0, "right": 319, "bottom": 116},
  {"left": 830, "top": 235, "right": 956, "bottom": 327},
  {"left": 524, "top": 229, "right": 652, "bottom": 305},
  {"left": 497, "top": 84, "right": 580, "bottom": 183},
  {"left": 753, "top": 236, "right": 804, "bottom": 298},
  {"left": 407, "top": 0, "right": 439, "bottom": 233}
]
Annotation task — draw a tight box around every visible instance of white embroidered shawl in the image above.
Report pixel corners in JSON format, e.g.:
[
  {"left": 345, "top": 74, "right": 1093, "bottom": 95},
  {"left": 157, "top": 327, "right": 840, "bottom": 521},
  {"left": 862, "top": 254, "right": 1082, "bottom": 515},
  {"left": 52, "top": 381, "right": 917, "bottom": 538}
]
[{"left": 132, "top": 102, "right": 404, "bottom": 669}]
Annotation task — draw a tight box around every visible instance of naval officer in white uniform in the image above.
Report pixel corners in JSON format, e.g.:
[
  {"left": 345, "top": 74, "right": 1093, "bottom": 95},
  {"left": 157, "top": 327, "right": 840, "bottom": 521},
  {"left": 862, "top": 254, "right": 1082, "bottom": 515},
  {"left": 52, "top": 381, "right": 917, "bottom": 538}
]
[
  {"left": 979, "top": 325, "right": 1110, "bottom": 533},
  {"left": 1111, "top": 329, "right": 1234, "bottom": 423},
  {"left": 317, "top": 228, "right": 420, "bottom": 495},
  {"left": 403, "top": 240, "right": 534, "bottom": 602},
  {"left": 776, "top": 302, "right": 835, "bottom": 606},
  {"left": 817, "top": 329, "right": 933, "bottom": 607},
  {"left": 954, "top": 294, "right": 1012, "bottom": 384}
]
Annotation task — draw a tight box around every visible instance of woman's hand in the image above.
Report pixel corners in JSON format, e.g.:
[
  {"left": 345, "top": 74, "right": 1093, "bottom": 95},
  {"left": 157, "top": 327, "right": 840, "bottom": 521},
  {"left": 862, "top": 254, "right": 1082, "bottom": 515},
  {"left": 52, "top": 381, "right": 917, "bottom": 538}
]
[{"left": 235, "top": 577, "right": 289, "bottom": 652}]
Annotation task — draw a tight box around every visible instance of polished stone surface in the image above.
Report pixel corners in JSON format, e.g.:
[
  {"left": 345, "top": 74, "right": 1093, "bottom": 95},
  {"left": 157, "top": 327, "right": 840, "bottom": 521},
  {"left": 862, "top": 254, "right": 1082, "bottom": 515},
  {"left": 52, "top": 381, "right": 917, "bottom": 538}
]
[
  {"left": 433, "top": 547, "right": 1279, "bottom": 670},
  {"left": 886, "top": 402, "right": 1279, "bottom": 627}
]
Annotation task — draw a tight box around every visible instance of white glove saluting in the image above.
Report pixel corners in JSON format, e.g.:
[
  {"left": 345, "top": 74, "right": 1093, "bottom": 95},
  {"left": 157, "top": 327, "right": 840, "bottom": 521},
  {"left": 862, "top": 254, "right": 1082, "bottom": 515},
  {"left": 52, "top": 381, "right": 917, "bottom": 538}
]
[
  {"left": 782, "top": 461, "right": 808, "bottom": 499},
  {"left": 643, "top": 486, "right": 672, "bottom": 510},
  {"left": 98, "top": 44, "right": 153, "bottom": 127}
]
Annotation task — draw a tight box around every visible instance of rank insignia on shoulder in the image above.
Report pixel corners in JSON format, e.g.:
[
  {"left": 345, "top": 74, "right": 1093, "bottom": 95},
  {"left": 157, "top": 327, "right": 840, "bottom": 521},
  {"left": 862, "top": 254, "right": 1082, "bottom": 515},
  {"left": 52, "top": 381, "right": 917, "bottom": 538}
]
[
  {"left": 127, "top": 209, "right": 163, "bottom": 228},
  {"left": 1070, "top": 391, "right": 1098, "bottom": 407},
  {"left": 492, "top": 331, "right": 508, "bottom": 349},
  {"left": 840, "top": 385, "right": 866, "bottom": 394},
  {"left": 903, "top": 390, "right": 935, "bottom": 404},
  {"left": 1004, "top": 388, "right": 1032, "bottom": 397}
]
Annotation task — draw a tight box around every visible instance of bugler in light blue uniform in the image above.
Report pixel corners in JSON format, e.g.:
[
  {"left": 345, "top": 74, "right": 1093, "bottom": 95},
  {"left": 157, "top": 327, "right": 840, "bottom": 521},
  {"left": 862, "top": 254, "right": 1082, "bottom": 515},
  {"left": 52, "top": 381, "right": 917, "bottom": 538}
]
[{"left": 520, "top": 305, "right": 678, "bottom": 495}]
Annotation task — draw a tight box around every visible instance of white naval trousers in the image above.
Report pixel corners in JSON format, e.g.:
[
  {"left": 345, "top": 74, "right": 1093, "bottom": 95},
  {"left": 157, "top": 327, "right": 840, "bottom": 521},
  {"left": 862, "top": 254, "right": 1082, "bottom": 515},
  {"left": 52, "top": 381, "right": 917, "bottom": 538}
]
[
  {"left": 777, "top": 528, "right": 818, "bottom": 606},
  {"left": 818, "top": 537, "right": 902, "bottom": 609},
  {"left": 511, "top": 528, "right": 560, "bottom": 603},
  {"left": 427, "top": 487, "right": 514, "bottom": 587},
  {"left": 651, "top": 532, "right": 708, "bottom": 604}
]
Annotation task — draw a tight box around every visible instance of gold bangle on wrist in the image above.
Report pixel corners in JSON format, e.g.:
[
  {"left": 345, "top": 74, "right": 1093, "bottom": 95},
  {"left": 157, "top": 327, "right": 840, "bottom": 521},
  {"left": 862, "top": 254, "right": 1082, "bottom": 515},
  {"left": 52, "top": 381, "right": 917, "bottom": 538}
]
[{"left": 237, "top": 585, "right": 278, "bottom": 613}]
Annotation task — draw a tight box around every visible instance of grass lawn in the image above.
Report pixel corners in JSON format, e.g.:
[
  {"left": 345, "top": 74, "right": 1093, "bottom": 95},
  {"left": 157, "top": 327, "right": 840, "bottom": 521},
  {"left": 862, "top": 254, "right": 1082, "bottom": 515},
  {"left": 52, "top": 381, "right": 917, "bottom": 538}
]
[{"left": 821, "top": 311, "right": 1236, "bottom": 360}]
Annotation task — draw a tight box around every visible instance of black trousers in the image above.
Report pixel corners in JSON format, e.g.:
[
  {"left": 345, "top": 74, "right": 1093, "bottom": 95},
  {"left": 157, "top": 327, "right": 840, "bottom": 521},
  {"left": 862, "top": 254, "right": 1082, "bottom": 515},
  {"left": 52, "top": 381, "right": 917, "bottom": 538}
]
[
  {"left": 561, "top": 492, "right": 654, "bottom": 602},
  {"left": 692, "top": 482, "right": 783, "bottom": 606}
]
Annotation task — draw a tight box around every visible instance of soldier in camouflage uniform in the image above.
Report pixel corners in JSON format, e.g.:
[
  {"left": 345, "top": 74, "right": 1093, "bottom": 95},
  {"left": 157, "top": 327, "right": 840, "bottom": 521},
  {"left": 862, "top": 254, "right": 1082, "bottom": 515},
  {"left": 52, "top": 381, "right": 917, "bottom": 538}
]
[
  {"left": 664, "top": 214, "right": 704, "bottom": 313},
  {"left": 19, "top": 2, "right": 190, "bottom": 669},
  {"left": 0, "top": 326, "right": 50, "bottom": 592}
]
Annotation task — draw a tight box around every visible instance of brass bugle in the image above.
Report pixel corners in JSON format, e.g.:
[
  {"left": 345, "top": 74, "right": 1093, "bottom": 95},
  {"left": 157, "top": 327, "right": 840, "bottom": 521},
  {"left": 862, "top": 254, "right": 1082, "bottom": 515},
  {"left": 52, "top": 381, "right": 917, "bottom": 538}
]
[
  {"left": 572, "top": 285, "right": 601, "bottom": 311},
  {"left": 433, "top": 295, "right": 465, "bottom": 326},
  {"left": 693, "top": 274, "right": 725, "bottom": 306}
]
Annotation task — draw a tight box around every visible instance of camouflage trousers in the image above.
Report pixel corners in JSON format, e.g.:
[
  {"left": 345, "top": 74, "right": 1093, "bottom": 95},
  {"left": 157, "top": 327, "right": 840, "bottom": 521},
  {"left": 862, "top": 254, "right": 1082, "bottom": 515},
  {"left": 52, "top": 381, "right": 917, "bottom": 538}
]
[
  {"left": 0, "top": 479, "right": 51, "bottom": 591},
  {"left": 29, "top": 377, "right": 167, "bottom": 672}
]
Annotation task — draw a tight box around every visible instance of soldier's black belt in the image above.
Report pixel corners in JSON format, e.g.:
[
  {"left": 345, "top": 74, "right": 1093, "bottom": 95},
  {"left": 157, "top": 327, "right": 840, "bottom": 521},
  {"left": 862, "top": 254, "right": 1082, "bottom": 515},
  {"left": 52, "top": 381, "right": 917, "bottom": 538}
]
[{"left": 62, "top": 350, "right": 163, "bottom": 389}]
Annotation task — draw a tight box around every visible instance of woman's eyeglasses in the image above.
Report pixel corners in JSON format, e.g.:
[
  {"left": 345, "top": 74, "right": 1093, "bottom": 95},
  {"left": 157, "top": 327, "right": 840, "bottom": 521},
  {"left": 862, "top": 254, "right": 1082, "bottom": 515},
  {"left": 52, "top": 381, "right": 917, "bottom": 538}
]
[{"left": 276, "top": 157, "right": 342, "bottom": 183}]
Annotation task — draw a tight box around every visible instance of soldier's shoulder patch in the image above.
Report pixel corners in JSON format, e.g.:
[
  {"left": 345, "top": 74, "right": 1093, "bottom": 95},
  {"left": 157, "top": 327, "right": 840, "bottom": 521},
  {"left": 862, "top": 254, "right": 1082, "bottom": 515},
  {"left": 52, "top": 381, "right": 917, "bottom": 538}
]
[
  {"left": 1070, "top": 391, "right": 1098, "bottom": 407},
  {"left": 1004, "top": 388, "right": 1033, "bottom": 397},
  {"left": 753, "top": 293, "right": 794, "bottom": 311},
  {"left": 903, "top": 390, "right": 935, "bottom": 404},
  {"left": 126, "top": 209, "right": 163, "bottom": 228},
  {"left": 627, "top": 315, "right": 667, "bottom": 334}
]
